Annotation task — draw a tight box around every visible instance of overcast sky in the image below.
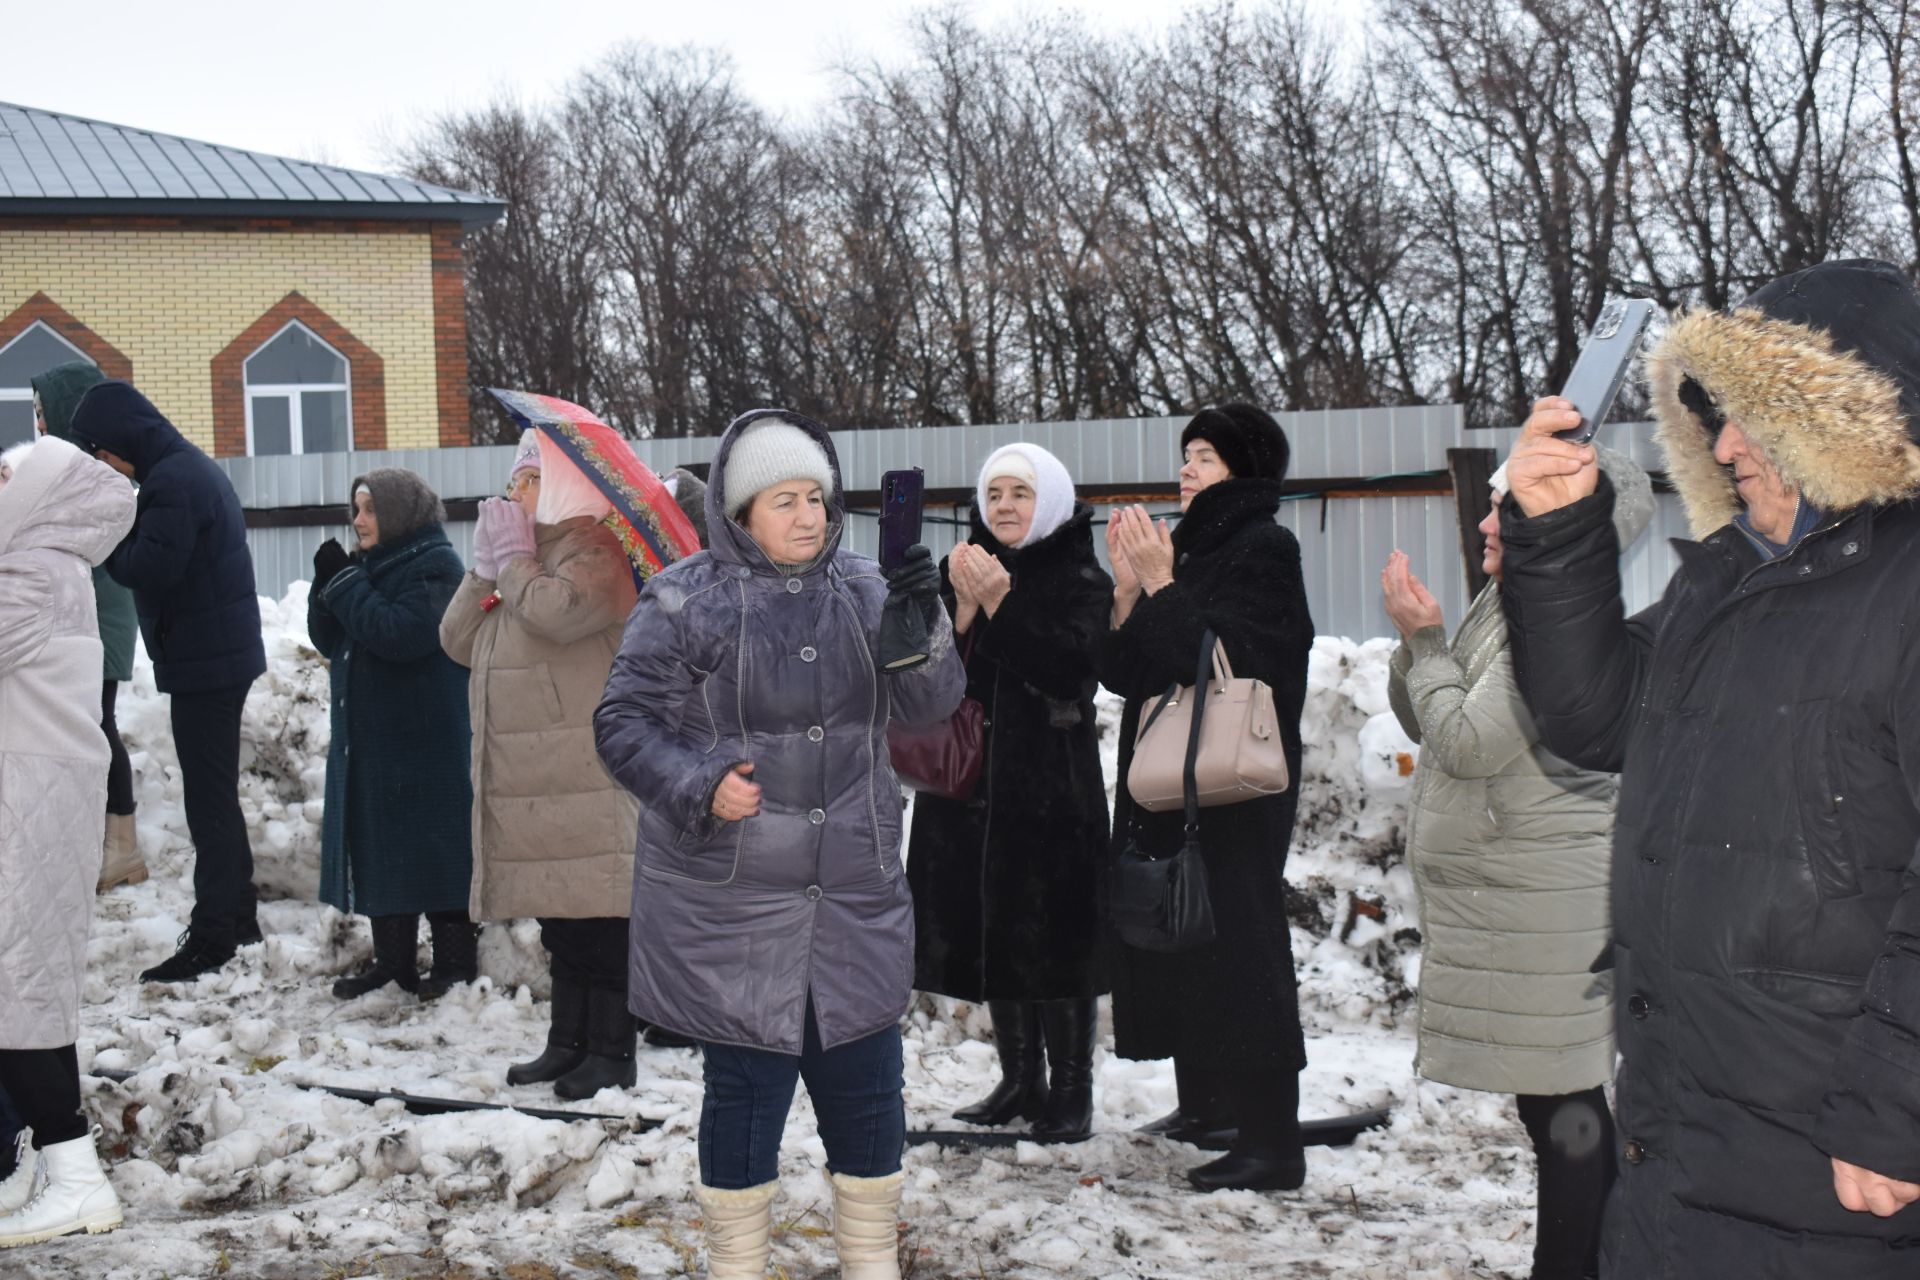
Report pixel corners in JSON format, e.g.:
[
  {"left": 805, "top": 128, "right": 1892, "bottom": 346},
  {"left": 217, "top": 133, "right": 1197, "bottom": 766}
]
[{"left": 6, "top": 0, "right": 1369, "bottom": 178}]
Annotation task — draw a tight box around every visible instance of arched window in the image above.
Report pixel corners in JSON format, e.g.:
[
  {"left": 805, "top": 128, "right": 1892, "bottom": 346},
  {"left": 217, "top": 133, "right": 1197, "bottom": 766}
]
[
  {"left": 0, "top": 322, "right": 92, "bottom": 447},
  {"left": 244, "top": 322, "right": 352, "bottom": 455}
]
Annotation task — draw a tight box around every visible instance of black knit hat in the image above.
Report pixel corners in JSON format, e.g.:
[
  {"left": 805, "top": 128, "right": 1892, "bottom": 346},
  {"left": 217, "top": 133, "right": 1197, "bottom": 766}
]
[{"left": 1181, "top": 403, "right": 1290, "bottom": 482}]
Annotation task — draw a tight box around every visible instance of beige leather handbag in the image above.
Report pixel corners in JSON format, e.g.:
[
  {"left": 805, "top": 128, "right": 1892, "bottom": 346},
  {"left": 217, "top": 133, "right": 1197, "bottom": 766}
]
[{"left": 1127, "top": 630, "right": 1291, "bottom": 812}]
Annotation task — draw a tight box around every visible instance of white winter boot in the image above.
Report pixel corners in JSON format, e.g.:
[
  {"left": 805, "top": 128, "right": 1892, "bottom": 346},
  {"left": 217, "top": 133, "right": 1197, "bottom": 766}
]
[
  {"left": 0, "top": 1127, "right": 121, "bottom": 1247},
  {"left": 97, "top": 814, "right": 147, "bottom": 892},
  {"left": 695, "top": 1180, "right": 777, "bottom": 1278},
  {"left": 0, "top": 1130, "right": 39, "bottom": 1214},
  {"left": 830, "top": 1170, "right": 903, "bottom": 1280}
]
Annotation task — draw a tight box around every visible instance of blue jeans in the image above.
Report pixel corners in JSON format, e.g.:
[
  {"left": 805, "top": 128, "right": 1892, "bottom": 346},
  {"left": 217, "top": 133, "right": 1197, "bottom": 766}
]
[{"left": 698, "top": 1001, "right": 905, "bottom": 1189}]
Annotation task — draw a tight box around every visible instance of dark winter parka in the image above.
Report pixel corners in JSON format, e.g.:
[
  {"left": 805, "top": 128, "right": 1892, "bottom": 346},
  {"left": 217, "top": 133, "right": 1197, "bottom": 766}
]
[
  {"left": 594, "top": 409, "right": 967, "bottom": 1054},
  {"left": 68, "top": 381, "right": 265, "bottom": 694},
  {"left": 908, "top": 504, "right": 1113, "bottom": 1002},
  {"left": 31, "top": 361, "right": 136, "bottom": 683},
  {"left": 1499, "top": 259, "right": 1920, "bottom": 1279},
  {"left": 1095, "top": 478, "right": 1313, "bottom": 1071},
  {"left": 308, "top": 483, "right": 473, "bottom": 918}
]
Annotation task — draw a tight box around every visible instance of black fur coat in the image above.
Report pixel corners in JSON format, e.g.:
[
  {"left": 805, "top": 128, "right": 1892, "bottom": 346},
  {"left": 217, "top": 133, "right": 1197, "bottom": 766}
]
[
  {"left": 1095, "top": 478, "right": 1313, "bottom": 1071},
  {"left": 908, "top": 505, "right": 1114, "bottom": 1001}
]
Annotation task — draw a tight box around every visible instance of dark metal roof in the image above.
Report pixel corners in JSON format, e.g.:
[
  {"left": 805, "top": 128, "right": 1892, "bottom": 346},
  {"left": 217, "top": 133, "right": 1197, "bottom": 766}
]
[{"left": 0, "top": 103, "right": 505, "bottom": 229}]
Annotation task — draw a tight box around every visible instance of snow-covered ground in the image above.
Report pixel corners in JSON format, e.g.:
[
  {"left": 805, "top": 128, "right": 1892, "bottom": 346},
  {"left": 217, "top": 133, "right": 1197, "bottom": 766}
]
[{"left": 15, "top": 589, "right": 1547, "bottom": 1279}]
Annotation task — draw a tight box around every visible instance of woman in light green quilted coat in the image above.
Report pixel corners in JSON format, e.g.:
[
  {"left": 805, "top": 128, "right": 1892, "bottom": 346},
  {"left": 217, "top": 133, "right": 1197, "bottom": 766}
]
[{"left": 1383, "top": 446, "right": 1652, "bottom": 1280}]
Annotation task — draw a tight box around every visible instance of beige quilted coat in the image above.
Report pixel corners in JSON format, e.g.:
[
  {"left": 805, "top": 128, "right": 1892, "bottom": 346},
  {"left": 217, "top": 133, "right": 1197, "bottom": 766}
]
[
  {"left": 0, "top": 438, "right": 135, "bottom": 1048},
  {"left": 440, "top": 517, "right": 639, "bottom": 920}
]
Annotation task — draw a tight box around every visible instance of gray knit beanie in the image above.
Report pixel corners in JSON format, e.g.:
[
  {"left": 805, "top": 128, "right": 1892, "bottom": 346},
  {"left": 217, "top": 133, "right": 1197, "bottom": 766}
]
[
  {"left": 722, "top": 420, "right": 836, "bottom": 517},
  {"left": 350, "top": 467, "right": 446, "bottom": 548}
]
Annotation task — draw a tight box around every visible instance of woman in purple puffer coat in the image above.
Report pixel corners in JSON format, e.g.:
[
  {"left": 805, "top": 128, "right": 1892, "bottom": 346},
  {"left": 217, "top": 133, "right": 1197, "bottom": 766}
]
[{"left": 594, "top": 408, "right": 964, "bottom": 1280}]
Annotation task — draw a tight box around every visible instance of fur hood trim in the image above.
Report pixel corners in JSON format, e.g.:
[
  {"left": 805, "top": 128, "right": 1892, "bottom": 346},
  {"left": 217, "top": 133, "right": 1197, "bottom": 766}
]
[{"left": 1651, "top": 307, "right": 1920, "bottom": 538}]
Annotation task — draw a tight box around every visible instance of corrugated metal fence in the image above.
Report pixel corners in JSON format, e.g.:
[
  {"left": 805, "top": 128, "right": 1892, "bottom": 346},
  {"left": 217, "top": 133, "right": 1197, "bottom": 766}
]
[{"left": 217, "top": 406, "right": 1687, "bottom": 642}]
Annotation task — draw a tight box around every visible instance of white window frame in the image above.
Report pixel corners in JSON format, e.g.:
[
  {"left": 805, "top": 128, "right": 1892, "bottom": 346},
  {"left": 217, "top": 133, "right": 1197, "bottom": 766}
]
[
  {"left": 243, "top": 320, "right": 352, "bottom": 455},
  {"left": 0, "top": 321, "right": 89, "bottom": 423}
]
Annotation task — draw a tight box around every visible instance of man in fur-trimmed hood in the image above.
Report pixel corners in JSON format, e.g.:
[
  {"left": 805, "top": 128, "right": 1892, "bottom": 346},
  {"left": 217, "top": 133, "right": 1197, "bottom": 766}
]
[{"left": 1496, "top": 259, "right": 1920, "bottom": 1279}]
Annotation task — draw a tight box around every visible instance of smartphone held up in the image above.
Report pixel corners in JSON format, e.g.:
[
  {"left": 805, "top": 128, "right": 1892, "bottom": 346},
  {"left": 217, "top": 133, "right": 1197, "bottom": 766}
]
[
  {"left": 875, "top": 467, "right": 932, "bottom": 671},
  {"left": 1553, "top": 299, "right": 1659, "bottom": 445}
]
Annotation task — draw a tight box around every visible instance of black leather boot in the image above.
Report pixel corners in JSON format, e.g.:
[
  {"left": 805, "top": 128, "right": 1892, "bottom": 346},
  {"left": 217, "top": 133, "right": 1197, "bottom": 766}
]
[
  {"left": 1139, "top": 1057, "right": 1238, "bottom": 1149},
  {"left": 507, "top": 971, "right": 589, "bottom": 1085},
  {"left": 554, "top": 984, "right": 639, "bottom": 1100},
  {"left": 1187, "top": 1070, "right": 1306, "bottom": 1192},
  {"left": 331, "top": 914, "right": 420, "bottom": 998},
  {"left": 417, "top": 911, "right": 479, "bottom": 1000},
  {"left": 1030, "top": 998, "right": 1097, "bottom": 1141},
  {"left": 953, "top": 1001, "right": 1049, "bottom": 1126}
]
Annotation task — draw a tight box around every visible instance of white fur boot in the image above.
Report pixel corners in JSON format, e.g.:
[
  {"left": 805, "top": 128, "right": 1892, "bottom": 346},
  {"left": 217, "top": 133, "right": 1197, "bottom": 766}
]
[
  {"left": 0, "top": 1130, "right": 39, "bottom": 1214},
  {"left": 0, "top": 1127, "right": 121, "bottom": 1247},
  {"left": 695, "top": 1180, "right": 777, "bottom": 1278},
  {"left": 830, "top": 1170, "right": 904, "bottom": 1280}
]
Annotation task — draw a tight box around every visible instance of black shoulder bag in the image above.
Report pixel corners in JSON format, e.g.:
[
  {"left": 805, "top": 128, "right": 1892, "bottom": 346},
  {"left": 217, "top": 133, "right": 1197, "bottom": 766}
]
[{"left": 1108, "top": 632, "right": 1218, "bottom": 953}]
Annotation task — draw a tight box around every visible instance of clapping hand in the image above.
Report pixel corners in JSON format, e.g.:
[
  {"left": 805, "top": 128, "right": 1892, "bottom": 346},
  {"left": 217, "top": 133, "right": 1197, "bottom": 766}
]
[
  {"left": 950, "top": 542, "right": 1011, "bottom": 624},
  {"left": 313, "top": 537, "right": 350, "bottom": 592},
  {"left": 1111, "top": 506, "right": 1175, "bottom": 593},
  {"left": 1381, "top": 551, "right": 1444, "bottom": 641}
]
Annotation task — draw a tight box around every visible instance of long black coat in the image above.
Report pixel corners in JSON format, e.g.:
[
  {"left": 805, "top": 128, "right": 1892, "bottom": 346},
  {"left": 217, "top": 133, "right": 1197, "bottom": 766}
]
[
  {"left": 1500, "top": 261, "right": 1920, "bottom": 1278},
  {"left": 1095, "top": 479, "right": 1313, "bottom": 1071},
  {"left": 70, "top": 382, "right": 265, "bottom": 694},
  {"left": 308, "top": 524, "right": 473, "bottom": 918},
  {"left": 908, "top": 505, "right": 1113, "bottom": 1002}
]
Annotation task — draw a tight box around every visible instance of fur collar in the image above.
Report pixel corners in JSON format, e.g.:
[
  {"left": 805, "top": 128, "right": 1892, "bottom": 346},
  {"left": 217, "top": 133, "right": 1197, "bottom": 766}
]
[
  {"left": 1651, "top": 307, "right": 1920, "bottom": 538},
  {"left": 1173, "top": 478, "right": 1283, "bottom": 560}
]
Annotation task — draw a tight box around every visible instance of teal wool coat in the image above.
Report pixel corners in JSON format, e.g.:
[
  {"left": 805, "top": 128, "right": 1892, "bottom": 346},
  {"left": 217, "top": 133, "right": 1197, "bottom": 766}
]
[{"left": 309, "top": 524, "right": 474, "bottom": 916}]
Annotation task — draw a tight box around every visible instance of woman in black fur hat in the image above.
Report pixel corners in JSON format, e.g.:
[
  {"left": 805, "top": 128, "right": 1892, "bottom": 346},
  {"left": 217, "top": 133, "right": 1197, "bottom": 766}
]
[{"left": 1098, "top": 403, "right": 1313, "bottom": 1192}]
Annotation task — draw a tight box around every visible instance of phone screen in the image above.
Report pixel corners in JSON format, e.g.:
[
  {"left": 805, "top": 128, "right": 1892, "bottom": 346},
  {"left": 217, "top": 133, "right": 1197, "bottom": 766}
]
[
  {"left": 878, "top": 468, "right": 925, "bottom": 571},
  {"left": 1555, "top": 299, "right": 1657, "bottom": 444}
]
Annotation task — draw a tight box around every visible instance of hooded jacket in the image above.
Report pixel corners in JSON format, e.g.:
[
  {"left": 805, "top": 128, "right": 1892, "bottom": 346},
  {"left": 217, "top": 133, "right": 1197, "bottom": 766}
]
[
  {"left": 69, "top": 382, "right": 265, "bottom": 694},
  {"left": 0, "top": 438, "right": 135, "bottom": 1047},
  {"left": 1389, "top": 450, "right": 1654, "bottom": 1096},
  {"left": 1499, "top": 259, "right": 1920, "bottom": 1278},
  {"left": 593, "top": 409, "right": 966, "bottom": 1054},
  {"left": 309, "top": 471, "right": 472, "bottom": 919},
  {"left": 29, "top": 361, "right": 137, "bottom": 683}
]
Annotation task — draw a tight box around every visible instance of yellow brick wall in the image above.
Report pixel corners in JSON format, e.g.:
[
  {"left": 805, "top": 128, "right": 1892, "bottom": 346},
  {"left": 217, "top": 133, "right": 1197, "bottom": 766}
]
[{"left": 0, "top": 226, "right": 443, "bottom": 450}]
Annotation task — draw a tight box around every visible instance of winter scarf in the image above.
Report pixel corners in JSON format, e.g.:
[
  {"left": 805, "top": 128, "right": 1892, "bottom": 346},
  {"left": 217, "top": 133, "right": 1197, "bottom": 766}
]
[
  {"left": 350, "top": 468, "right": 446, "bottom": 550},
  {"left": 976, "top": 442, "right": 1075, "bottom": 548}
]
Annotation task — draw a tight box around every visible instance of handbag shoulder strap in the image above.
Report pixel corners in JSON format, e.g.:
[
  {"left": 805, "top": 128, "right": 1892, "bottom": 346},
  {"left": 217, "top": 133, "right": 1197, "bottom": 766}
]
[
  {"left": 1182, "top": 629, "right": 1215, "bottom": 831},
  {"left": 1212, "top": 637, "right": 1234, "bottom": 684}
]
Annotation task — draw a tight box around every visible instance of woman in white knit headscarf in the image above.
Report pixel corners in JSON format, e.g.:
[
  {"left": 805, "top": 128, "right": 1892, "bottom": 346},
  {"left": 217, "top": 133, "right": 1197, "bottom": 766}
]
[{"left": 906, "top": 442, "right": 1115, "bottom": 1141}]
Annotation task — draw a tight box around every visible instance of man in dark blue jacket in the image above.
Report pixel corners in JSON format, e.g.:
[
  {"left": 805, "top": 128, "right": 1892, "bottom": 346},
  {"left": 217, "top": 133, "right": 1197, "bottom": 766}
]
[
  {"left": 69, "top": 382, "right": 267, "bottom": 981},
  {"left": 1499, "top": 260, "right": 1920, "bottom": 1278}
]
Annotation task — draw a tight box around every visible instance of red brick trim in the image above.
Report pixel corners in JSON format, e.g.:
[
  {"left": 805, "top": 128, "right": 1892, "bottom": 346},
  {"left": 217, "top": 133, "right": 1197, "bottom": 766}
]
[
  {"left": 429, "top": 223, "right": 473, "bottom": 446},
  {"left": 0, "top": 292, "right": 133, "bottom": 380},
  {"left": 211, "top": 293, "right": 385, "bottom": 458}
]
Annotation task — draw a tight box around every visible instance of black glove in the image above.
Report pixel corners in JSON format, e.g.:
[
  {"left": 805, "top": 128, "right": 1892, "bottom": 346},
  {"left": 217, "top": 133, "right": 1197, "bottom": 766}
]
[
  {"left": 877, "top": 544, "right": 940, "bottom": 672},
  {"left": 313, "top": 537, "right": 351, "bottom": 592},
  {"left": 884, "top": 543, "right": 940, "bottom": 598}
]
